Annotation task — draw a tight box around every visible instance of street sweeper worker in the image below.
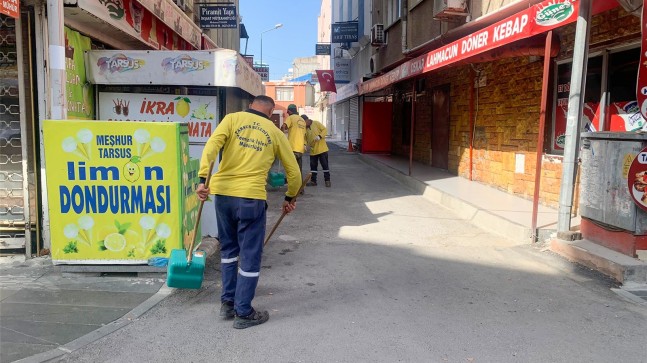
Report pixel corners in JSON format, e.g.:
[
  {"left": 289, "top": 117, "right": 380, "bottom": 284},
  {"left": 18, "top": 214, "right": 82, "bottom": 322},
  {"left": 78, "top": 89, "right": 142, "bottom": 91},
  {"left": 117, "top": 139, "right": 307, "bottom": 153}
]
[
  {"left": 196, "top": 95, "right": 301, "bottom": 329},
  {"left": 303, "top": 115, "right": 331, "bottom": 187},
  {"left": 281, "top": 104, "right": 307, "bottom": 183}
]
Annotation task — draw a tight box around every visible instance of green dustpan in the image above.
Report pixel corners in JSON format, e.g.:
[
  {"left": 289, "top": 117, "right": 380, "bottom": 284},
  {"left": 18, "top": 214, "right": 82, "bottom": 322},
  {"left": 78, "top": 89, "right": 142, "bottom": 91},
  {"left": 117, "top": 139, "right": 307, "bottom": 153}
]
[{"left": 167, "top": 162, "right": 213, "bottom": 289}]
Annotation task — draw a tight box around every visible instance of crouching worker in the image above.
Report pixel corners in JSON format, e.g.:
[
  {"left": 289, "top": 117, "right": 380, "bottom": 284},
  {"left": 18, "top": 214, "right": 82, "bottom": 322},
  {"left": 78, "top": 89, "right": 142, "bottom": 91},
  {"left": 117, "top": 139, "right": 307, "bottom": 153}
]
[{"left": 196, "top": 95, "right": 301, "bottom": 329}]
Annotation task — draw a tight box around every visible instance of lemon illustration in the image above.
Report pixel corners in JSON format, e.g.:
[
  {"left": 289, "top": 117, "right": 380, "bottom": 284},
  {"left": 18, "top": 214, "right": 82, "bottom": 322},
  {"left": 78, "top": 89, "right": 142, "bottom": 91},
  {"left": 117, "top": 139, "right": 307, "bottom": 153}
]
[
  {"left": 175, "top": 97, "right": 191, "bottom": 117},
  {"left": 104, "top": 233, "right": 127, "bottom": 252},
  {"left": 98, "top": 221, "right": 141, "bottom": 254},
  {"left": 123, "top": 156, "right": 141, "bottom": 183}
]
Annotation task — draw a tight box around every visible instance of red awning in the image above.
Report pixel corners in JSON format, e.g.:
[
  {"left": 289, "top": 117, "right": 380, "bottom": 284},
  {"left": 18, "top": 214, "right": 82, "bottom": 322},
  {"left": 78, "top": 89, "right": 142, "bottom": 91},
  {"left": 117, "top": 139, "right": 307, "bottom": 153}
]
[{"left": 359, "top": 0, "right": 619, "bottom": 95}]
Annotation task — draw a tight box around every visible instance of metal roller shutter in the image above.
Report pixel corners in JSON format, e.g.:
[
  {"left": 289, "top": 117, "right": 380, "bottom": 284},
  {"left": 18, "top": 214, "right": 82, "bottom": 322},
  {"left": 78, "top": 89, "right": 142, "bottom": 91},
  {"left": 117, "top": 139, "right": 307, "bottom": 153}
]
[{"left": 349, "top": 97, "right": 359, "bottom": 143}]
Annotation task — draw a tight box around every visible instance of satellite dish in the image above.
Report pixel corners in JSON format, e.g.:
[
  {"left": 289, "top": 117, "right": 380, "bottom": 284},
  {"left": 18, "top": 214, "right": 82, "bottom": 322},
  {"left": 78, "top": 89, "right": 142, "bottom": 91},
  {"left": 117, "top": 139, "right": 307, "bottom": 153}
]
[{"left": 616, "top": 0, "right": 642, "bottom": 17}]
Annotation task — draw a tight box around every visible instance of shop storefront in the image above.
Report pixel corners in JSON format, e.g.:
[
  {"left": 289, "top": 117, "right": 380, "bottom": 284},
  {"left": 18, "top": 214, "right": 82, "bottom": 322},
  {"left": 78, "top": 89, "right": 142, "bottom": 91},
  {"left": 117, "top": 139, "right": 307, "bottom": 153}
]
[
  {"left": 331, "top": 82, "right": 360, "bottom": 142},
  {"left": 358, "top": 1, "right": 641, "bottom": 209}
]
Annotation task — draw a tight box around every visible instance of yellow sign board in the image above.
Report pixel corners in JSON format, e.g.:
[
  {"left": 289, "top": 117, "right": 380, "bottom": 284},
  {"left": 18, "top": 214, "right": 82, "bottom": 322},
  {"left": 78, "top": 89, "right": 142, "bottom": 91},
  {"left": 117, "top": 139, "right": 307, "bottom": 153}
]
[{"left": 43, "top": 120, "right": 195, "bottom": 264}]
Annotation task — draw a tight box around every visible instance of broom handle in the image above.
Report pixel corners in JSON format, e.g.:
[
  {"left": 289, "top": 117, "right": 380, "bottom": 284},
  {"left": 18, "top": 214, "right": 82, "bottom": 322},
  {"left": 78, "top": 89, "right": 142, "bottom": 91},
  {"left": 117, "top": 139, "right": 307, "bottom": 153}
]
[
  {"left": 188, "top": 162, "right": 214, "bottom": 263},
  {"left": 264, "top": 173, "right": 311, "bottom": 246}
]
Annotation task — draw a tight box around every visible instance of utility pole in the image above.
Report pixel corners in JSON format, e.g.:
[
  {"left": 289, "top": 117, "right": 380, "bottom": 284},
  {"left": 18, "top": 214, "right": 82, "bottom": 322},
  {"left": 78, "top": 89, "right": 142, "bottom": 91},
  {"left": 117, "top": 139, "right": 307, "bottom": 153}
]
[
  {"left": 47, "top": 0, "right": 67, "bottom": 119},
  {"left": 557, "top": 0, "right": 592, "bottom": 235}
]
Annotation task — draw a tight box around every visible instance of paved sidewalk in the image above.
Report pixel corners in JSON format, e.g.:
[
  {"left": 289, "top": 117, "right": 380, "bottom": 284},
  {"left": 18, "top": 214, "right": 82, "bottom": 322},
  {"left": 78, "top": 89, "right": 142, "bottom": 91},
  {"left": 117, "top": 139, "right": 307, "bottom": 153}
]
[
  {"left": 0, "top": 238, "right": 218, "bottom": 363},
  {"left": 0, "top": 257, "right": 165, "bottom": 363},
  {"left": 330, "top": 139, "right": 646, "bottom": 283}
]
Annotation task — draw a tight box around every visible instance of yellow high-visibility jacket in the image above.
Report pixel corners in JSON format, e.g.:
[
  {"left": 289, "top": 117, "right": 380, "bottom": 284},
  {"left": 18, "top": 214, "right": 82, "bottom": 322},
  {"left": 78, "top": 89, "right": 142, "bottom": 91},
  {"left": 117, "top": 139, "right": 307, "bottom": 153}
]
[
  {"left": 199, "top": 109, "right": 301, "bottom": 200},
  {"left": 284, "top": 114, "right": 306, "bottom": 153},
  {"left": 306, "top": 120, "right": 329, "bottom": 155}
]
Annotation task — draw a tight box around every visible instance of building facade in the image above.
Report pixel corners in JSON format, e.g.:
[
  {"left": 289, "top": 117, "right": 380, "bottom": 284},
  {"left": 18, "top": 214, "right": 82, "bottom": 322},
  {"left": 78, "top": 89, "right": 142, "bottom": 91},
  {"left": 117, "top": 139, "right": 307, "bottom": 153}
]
[
  {"left": 353, "top": 0, "right": 642, "bottom": 213},
  {"left": 329, "top": 0, "right": 374, "bottom": 142},
  {"left": 264, "top": 81, "right": 315, "bottom": 127}
]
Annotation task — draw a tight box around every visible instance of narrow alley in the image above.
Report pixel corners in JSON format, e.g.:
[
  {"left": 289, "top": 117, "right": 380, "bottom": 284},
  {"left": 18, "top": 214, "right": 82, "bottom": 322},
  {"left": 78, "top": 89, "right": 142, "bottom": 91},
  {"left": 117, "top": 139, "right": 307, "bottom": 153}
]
[{"left": 57, "top": 146, "right": 647, "bottom": 363}]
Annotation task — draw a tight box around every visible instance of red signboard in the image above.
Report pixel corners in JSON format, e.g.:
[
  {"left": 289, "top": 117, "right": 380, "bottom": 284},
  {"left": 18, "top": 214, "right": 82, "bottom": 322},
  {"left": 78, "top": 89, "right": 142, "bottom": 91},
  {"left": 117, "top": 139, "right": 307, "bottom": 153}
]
[
  {"left": 360, "top": 0, "right": 620, "bottom": 95},
  {"left": 638, "top": 0, "right": 647, "bottom": 121},
  {"left": 1, "top": 0, "right": 19, "bottom": 18},
  {"left": 628, "top": 146, "right": 647, "bottom": 213}
]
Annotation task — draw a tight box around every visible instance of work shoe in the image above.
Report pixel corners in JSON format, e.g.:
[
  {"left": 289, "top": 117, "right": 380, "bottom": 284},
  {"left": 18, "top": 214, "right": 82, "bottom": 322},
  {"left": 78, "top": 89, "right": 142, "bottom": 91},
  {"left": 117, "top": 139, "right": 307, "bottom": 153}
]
[
  {"left": 220, "top": 301, "right": 235, "bottom": 319},
  {"left": 233, "top": 309, "right": 269, "bottom": 329},
  {"left": 306, "top": 181, "right": 317, "bottom": 186},
  {"left": 325, "top": 180, "right": 331, "bottom": 187}
]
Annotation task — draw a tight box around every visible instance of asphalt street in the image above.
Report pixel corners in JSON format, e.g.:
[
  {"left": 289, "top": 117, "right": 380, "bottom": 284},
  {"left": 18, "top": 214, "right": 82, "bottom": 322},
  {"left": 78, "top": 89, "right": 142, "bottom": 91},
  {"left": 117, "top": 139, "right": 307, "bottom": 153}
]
[{"left": 58, "top": 147, "right": 647, "bottom": 363}]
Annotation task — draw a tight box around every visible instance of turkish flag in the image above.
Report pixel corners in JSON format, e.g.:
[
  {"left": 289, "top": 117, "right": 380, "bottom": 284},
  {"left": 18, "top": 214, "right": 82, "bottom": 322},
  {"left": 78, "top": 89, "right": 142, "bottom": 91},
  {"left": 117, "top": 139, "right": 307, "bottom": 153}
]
[{"left": 316, "top": 70, "right": 337, "bottom": 93}]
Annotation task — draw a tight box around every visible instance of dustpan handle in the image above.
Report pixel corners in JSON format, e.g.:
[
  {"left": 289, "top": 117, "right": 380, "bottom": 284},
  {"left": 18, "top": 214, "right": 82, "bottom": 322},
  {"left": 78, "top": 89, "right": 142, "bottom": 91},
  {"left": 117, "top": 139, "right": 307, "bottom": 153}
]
[{"left": 188, "top": 161, "right": 214, "bottom": 263}]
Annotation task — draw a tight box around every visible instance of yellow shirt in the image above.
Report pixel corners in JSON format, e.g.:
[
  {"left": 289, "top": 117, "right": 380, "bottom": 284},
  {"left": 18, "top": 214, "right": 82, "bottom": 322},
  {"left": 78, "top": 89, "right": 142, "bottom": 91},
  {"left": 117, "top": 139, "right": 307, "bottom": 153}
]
[
  {"left": 306, "top": 120, "right": 329, "bottom": 155},
  {"left": 199, "top": 110, "right": 301, "bottom": 200},
  {"left": 284, "top": 114, "right": 306, "bottom": 153}
]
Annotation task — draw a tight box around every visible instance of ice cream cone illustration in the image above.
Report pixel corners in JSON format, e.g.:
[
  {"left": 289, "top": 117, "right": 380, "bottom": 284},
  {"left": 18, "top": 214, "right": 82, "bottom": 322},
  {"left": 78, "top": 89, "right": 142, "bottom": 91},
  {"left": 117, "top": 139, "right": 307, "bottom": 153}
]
[
  {"left": 62, "top": 136, "right": 89, "bottom": 160},
  {"left": 77, "top": 215, "right": 94, "bottom": 246},
  {"left": 142, "top": 136, "right": 166, "bottom": 160},
  {"left": 76, "top": 129, "right": 93, "bottom": 160},
  {"left": 134, "top": 129, "right": 151, "bottom": 156},
  {"left": 140, "top": 215, "right": 156, "bottom": 246},
  {"left": 156, "top": 223, "right": 171, "bottom": 240}
]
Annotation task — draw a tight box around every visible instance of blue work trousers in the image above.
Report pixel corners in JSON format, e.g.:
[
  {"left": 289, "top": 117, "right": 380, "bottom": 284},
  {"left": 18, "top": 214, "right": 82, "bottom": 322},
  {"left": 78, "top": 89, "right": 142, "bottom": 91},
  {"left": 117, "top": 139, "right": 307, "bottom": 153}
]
[{"left": 215, "top": 195, "right": 266, "bottom": 317}]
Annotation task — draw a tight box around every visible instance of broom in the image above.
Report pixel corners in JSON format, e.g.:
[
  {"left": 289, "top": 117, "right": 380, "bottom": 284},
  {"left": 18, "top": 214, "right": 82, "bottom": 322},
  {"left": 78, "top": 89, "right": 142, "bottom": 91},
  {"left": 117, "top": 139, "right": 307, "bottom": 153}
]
[
  {"left": 264, "top": 173, "right": 311, "bottom": 246},
  {"left": 167, "top": 162, "right": 214, "bottom": 289}
]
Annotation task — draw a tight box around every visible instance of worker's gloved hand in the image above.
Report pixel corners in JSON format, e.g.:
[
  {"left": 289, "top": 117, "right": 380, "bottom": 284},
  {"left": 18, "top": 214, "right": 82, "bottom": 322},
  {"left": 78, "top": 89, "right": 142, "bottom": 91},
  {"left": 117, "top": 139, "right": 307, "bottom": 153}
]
[{"left": 316, "top": 135, "right": 322, "bottom": 141}]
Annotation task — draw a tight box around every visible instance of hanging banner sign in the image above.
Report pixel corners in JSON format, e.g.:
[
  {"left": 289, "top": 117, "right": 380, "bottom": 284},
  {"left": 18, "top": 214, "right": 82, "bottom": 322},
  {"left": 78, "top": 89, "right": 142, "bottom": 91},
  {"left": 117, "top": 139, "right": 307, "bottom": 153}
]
[
  {"left": 1, "top": 0, "right": 19, "bottom": 18},
  {"left": 360, "top": 0, "right": 619, "bottom": 94},
  {"left": 199, "top": 5, "right": 237, "bottom": 29},
  {"left": 628, "top": 146, "right": 647, "bottom": 213},
  {"left": 64, "top": 27, "right": 95, "bottom": 120},
  {"left": 333, "top": 58, "right": 351, "bottom": 84},
  {"left": 637, "top": 0, "right": 647, "bottom": 121},
  {"left": 331, "top": 21, "right": 359, "bottom": 43},
  {"left": 316, "top": 44, "right": 331, "bottom": 55}
]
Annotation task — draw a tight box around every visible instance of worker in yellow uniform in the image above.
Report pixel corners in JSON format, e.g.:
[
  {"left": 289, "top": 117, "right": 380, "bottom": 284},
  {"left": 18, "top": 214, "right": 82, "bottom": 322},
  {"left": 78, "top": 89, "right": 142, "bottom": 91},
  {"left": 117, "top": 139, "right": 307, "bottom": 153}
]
[
  {"left": 281, "top": 104, "right": 307, "bottom": 184},
  {"left": 303, "top": 115, "right": 331, "bottom": 187},
  {"left": 196, "top": 95, "right": 301, "bottom": 329}
]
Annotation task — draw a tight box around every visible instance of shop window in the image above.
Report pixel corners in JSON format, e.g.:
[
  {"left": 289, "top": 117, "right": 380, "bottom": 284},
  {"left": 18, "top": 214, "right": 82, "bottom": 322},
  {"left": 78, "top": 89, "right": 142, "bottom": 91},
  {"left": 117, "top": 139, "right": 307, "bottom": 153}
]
[
  {"left": 276, "top": 87, "right": 294, "bottom": 101},
  {"left": 386, "top": 0, "right": 402, "bottom": 26},
  {"left": 607, "top": 48, "right": 643, "bottom": 132},
  {"left": 551, "top": 46, "right": 645, "bottom": 154}
]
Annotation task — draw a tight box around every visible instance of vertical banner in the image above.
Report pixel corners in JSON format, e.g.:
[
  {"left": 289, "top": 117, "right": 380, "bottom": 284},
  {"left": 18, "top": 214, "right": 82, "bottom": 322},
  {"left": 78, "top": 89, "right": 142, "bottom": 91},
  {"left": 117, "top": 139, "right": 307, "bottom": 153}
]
[
  {"left": 64, "top": 27, "right": 95, "bottom": 120},
  {"left": 43, "top": 120, "right": 190, "bottom": 264},
  {"left": 638, "top": 0, "right": 647, "bottom": 121}
]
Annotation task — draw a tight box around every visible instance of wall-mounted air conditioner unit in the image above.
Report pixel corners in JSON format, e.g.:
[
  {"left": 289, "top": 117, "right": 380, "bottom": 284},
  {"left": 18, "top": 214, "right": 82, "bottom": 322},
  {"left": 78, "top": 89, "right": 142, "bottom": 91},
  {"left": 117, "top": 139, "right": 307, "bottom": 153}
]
[
  {"left": 370, "top": 24, "right": 385, "bottom": 46},
  {"left": 369, "top": 54, "right": 380, "bottom": 74},
  {"left": 433, "top": 0, "right": 468, "bottom": 21}
]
